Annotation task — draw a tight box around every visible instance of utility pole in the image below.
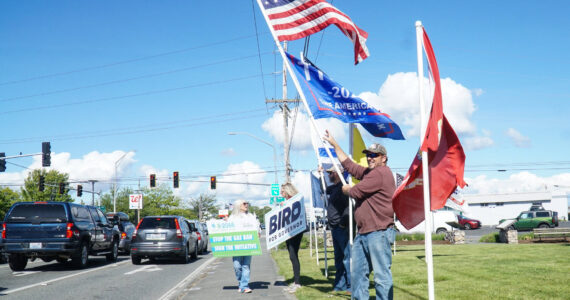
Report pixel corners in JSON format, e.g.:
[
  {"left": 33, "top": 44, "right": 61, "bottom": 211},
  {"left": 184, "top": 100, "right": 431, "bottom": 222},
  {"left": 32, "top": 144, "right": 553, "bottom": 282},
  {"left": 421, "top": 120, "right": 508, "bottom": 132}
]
[
  {"left": 265, "top": 42, "right": 299, "bottom": 184},
  {"left": 88, "top": 180, "right": 98, "bottom": 206}
]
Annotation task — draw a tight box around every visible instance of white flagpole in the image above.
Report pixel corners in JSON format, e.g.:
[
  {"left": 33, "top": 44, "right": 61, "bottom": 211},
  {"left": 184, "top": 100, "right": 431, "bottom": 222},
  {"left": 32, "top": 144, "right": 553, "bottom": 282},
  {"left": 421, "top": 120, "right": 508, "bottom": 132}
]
[
  {"left": 416, "top": 20, "right": 435, "bottom": 300},
  {"left": 255, "top": 0, "right": 346, "bottom": 185}
]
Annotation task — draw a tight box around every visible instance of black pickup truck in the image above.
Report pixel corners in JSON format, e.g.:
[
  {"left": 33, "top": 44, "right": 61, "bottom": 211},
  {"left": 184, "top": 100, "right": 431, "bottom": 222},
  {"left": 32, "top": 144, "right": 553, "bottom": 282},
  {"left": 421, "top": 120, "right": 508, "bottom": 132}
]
[{"left": 2, "top": 201, "right": 120, "bottom": 271}]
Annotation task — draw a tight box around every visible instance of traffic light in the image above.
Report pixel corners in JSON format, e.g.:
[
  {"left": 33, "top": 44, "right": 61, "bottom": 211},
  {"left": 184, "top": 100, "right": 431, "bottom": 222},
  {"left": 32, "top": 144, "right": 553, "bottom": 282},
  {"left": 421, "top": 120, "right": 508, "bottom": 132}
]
[
  {"left": 210, "top": 176, "right": 216, "bottom": 190},
  {"left": 173, "top": 171, "right": 179, "bottom": 188},
  {"left": 59, "top": 182, "right": 65, "bottom": 194},
  {"left": 77, "top": 185, "right": 83, "bottom": 197},
  {"left": 0, "top": 152, "right": 5, "bottom": 172},
  {"left": 150, "top": 174, "right": 156, "bottom": 188},
  {"left": 39, "top": 175, "right": 45, "bottom": 192},
  {"left": 42, "top": 142, "right": 51, "bottom": 167}
]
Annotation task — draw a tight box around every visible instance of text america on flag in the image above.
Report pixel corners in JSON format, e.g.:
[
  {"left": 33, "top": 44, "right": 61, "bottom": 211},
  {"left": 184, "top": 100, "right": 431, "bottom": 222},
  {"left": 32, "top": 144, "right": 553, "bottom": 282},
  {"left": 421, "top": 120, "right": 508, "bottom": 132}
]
[
  {"left": 260, "top": 0, "right": 369, "bottom": 65},
  {"left": 287, "top": 52, "right": 404, "bottom": 140}
]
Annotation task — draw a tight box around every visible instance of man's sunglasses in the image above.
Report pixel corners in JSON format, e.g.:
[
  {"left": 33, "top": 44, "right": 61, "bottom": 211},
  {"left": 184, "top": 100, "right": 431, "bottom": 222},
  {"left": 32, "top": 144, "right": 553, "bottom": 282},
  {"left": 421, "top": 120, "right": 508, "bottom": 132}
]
[{"left": 366, "top": 153, "right": 380, "bottom": 158}]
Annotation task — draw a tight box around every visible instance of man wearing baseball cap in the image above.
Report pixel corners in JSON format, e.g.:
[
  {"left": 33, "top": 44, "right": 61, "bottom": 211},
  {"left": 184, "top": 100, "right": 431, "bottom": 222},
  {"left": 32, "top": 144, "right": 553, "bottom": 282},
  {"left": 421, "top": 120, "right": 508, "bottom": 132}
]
[{"left": 322, "top": 130, "right": 396, "bottom": 300}]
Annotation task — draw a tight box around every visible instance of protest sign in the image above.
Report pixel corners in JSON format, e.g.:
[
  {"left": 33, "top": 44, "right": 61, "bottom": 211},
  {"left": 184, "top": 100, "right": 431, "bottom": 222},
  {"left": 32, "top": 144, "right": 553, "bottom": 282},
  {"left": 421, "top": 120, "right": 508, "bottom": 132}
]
[
  {"left": 206, "top": 219, "right": 261, "bottom": 257},
  {"left": 264, "top": 193, "right": 307, "bottom": 249}
]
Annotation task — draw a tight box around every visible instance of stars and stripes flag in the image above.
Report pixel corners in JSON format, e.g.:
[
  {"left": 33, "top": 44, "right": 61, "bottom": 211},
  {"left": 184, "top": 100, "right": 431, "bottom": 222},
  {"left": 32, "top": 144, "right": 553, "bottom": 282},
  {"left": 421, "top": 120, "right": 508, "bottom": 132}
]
[{"left": 259, "top": 0, "right": 369, "bottom": 65}]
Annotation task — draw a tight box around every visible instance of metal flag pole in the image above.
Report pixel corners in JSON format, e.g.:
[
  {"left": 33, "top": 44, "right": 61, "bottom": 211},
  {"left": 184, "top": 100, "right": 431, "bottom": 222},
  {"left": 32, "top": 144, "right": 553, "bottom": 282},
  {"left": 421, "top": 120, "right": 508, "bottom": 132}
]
[
  {"left": 416, "top": 20, "right": 435, "bottom": 300},
  {"left": 255, "top": 0, "right": 346, "bottom": 185}
]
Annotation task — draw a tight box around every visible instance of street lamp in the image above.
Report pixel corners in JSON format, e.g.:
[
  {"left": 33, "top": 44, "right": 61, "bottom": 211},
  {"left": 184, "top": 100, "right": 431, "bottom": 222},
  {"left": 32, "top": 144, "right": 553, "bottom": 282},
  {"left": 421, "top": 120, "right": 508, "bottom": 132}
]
[
  {"left": 113, "top": 150, "right": 135, "bottom": 213},
  {"left": 228, "top": 132, "right": 278, "bottom": 184}
]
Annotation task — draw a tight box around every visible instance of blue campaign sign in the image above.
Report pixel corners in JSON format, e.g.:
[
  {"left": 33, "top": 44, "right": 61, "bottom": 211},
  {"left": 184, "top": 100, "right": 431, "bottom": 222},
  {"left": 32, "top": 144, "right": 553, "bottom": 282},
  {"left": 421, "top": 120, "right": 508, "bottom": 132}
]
[{"left": 286, "top": 52, "right": 404, "bottom": 140}]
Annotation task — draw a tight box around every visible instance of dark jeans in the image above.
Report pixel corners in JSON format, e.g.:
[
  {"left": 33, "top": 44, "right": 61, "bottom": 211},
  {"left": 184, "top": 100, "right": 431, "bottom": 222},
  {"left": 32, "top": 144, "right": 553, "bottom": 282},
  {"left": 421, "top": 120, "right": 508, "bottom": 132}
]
[
  {"left": 286, "top": 233, "right": 303, "bottom": 284},
  {"left": 331, "top": 226, "right": 351, "bottom": 291}
]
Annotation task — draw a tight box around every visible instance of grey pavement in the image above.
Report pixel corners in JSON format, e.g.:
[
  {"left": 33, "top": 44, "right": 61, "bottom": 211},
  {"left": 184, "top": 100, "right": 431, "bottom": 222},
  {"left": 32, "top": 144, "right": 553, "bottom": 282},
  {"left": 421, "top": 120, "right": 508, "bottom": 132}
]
[{"left": 180, "top": 233, "right": 296, "bottom": 300}]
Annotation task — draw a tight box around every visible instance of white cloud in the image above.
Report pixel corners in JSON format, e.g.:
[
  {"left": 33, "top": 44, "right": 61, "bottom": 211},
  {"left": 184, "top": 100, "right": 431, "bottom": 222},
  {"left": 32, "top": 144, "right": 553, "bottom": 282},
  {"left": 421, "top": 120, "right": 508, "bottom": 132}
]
[
  {"left": 221, "top": 148, "right": 237, "bottom": 156},
  {"left": 505, "top": 128, "right": 531, "bottom": 148},
  {"left": 463, "top": 135, "right": 494, "bottom": 150},
  {"left": 472, "top": 88, "right": 484, "bottom": 97},
  {"left": 359, "top": 72, "right": 477, "bottom": 138},
  {"left": 465, "top": 172, "right": 570, "bottom": 194}
]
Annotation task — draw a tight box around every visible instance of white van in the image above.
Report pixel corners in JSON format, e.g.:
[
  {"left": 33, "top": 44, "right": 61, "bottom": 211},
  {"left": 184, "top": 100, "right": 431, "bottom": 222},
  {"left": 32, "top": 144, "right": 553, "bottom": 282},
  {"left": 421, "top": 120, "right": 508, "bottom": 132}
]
[{"left": 395, "top": 210, "right": 458, "bottom": 234}]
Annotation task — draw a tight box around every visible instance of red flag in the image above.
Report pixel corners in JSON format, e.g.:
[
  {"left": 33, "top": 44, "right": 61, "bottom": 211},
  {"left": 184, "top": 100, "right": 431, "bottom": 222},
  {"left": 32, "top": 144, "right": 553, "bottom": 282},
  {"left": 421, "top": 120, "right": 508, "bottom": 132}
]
[
  {"left": 260, "top": 0, "right": 369, "bottom": 65},
  {"left": 392, "top": 27, "right": 466, "bottom": 230}
]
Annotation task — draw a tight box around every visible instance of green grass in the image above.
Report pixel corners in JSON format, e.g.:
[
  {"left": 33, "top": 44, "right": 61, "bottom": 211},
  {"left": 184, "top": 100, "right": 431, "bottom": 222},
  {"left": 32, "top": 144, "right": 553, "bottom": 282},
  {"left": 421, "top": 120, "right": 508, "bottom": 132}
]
[{"left": 271, "top": 243, "right": 570, "bottom": 299}]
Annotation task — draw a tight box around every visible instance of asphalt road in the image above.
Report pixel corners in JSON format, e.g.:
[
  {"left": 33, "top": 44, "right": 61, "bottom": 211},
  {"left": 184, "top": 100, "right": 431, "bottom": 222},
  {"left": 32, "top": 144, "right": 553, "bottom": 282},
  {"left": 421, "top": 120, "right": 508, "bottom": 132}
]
[{"left": 0, "top": 251, "right": 214, "bottom": 299}]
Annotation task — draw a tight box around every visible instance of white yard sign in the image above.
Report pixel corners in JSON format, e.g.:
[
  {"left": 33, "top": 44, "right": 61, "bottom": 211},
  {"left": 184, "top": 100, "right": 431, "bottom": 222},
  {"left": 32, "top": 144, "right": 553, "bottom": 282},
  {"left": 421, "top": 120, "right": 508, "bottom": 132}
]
[
  {"left": 129, "top": 194, "right": 143, "bottom": 210},
  {"left": 264, "top": 193, "right": 306, "bottom": 249}
]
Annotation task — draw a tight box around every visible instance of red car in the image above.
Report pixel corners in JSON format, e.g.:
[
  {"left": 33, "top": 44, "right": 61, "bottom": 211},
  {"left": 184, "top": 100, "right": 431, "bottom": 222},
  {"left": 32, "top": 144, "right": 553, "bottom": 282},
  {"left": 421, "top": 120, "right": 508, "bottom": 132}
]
[{"left": 457, "top": 215, "right": 481, "bottom": 230}]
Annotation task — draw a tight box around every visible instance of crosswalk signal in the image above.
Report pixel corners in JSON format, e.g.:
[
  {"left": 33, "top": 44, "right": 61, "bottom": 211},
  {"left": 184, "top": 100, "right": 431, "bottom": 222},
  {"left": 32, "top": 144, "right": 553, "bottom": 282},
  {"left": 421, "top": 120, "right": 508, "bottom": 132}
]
[
  {"left": 59, "top": 182, "right": 65, "bottom": 194},
  {"left": 150, "top": 174, "right": 156, "bottom": 188},
  {"left": 0, "top": 152, "right": 5, "bottom": 172},
  {"left": 173, "top": 172, "right": 179, "bottom": 188},
  {"left": 210, "top": 176, "right": 216, "bottom": 190},
  {"left": 39, "top": 175, "right": 45, "bottom": 192},
  {"left": 42, "top": 142, "right": 51, "bottom": 167},
  {"left": 77, "top": 185, "right": 83, "bottom": 197}
]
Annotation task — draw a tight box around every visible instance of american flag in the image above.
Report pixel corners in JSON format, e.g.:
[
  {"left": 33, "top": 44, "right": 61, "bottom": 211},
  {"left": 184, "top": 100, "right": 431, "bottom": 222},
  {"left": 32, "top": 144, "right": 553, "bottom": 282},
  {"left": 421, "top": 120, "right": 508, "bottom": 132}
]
[{"left": 260, "top": 0, "right": 369, "bottom": 65}]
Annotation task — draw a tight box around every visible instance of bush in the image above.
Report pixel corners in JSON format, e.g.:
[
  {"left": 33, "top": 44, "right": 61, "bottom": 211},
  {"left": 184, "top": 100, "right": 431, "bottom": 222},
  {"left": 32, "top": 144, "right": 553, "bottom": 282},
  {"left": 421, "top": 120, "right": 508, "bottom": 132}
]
[
  {"left": 396, "top": 233, "right": 446, "bottom": 241},
  {"left": 479, "top": 232, "right": 500, "bottom": 243}
]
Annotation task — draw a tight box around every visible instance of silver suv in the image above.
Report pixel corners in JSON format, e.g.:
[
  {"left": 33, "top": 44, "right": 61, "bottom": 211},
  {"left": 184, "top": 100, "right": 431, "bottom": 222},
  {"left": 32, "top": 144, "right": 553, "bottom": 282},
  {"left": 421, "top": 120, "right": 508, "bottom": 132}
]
[{"left": 130, "top": 216, "right": 198, "bottom": 264}]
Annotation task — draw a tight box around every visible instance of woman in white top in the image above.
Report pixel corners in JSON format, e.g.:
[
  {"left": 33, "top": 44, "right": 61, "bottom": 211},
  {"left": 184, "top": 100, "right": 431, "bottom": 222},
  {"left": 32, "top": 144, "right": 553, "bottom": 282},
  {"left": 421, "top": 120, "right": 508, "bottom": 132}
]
[{"left": 228, "top": 199, "right": 259, "bottom": 293}]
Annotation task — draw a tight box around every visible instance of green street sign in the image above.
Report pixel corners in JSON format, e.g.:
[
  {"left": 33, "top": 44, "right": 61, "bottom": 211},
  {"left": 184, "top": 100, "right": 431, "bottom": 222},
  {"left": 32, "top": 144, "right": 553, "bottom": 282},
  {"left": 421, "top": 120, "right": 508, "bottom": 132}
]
[
  {"left": 98, "top": 206, "right": 106, "bottom": 213},
  {"left": 271, "top": 184, "right": 280, "bottom": 196}
]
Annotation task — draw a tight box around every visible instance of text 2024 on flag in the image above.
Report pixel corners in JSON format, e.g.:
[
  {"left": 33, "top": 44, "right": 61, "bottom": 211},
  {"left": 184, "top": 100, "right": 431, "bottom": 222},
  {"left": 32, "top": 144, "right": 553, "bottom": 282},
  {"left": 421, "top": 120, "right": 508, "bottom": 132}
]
[
  {"left": 287, "top": 52, "right": 404, "bottom": 140},
  {"left": 260, "top": 0, "right": 369, "bottom": 65}
]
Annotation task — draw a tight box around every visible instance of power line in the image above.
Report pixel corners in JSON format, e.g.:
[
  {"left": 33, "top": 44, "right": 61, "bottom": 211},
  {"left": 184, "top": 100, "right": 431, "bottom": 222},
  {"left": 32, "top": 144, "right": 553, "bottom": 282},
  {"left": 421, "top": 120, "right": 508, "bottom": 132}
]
[
  {"left": 0, "top": 73, "right": 271, "bottom": 116},
  {"left": 0, "top": 34, "right": 263, "bottom": 86},
  {"left": 0, "top": 52, "right": 272, "bottom": 103}
]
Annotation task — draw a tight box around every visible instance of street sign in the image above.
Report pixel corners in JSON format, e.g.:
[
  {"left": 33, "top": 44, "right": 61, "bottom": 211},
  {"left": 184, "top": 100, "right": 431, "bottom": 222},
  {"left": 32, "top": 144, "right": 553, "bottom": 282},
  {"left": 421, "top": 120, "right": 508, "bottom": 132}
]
[
  {"left": 98, "top": 206, "right": 106, "bottom": 213},
  {"left": 270, "top": 196, "right": 285, "bottom": 204},
  {"left": 271, "top": 184, "right": 280, "bottom": 196},
  {"left": 129, "top": 194, "right": 143, "bottom": 210}
]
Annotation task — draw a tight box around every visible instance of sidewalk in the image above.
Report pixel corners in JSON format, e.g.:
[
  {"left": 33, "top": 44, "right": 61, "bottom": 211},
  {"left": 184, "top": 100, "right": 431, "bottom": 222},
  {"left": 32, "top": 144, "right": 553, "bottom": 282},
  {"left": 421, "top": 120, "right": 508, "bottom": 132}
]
[{"left": 180, "top": 235, "right": 296, "bottom": 300}]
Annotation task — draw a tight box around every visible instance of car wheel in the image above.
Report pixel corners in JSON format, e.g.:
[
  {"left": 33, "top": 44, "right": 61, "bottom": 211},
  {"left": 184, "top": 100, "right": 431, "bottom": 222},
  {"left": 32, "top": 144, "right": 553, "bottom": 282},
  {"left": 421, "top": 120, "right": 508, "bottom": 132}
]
[
  {"left": 106, "top": 239, "right": 119, "bottom": 262},
  {"left": 131, "top": 255, "right": 142, "bottom": 265},
  {"left": 181, "top": 244, "right": 190, "bottom": 264},
  {"left": 8, "top": 254, "right": 28, "bottom": 271},
  {"left": 191, "top": 242, "right": 198, "bottom": 259},
  {"left": 538, "top": 223, "right": 550, "bottom": 229},
  {"left": 436, "top": 228, "right": 447, "bottom": 234},
  {"left": 508, "top": 225, "right": 515, "bottom": 231},
  {"left": 464, "top": 223, "right": 472, "bottom": 230},
  {"left": 72, "top": 243, "right": 89, "bottom": 269}
]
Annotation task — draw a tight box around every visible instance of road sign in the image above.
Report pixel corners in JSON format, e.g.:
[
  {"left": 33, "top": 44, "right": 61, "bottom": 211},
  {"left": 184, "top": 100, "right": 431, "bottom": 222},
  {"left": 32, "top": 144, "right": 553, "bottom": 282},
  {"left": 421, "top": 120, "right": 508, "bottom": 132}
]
[
  {"left": 129, "top": 194, "right": 143, "bottom": 210},
  {"left": 270, "top": 196, "right": 285, "bottom": 204},
  {"left": 271, "top": 184, "right": 280, "bottom": 196},
  {"left": 98, "top": 206, "right": 106, "bottom": 213}
]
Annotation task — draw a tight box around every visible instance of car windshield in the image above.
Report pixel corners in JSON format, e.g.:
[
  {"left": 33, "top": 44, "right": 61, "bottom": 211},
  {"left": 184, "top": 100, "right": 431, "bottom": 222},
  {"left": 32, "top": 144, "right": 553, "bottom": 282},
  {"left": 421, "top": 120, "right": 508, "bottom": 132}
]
[
  {"left": 6, "top": 204, "right": 67, "bottom": 223},
  {"left": 138, "top": 218, "right": 176, "bottom": 229}
]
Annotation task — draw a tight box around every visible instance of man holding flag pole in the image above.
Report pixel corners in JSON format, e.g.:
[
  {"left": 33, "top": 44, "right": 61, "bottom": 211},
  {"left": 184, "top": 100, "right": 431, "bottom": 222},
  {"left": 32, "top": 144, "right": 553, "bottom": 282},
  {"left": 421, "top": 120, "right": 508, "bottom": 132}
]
[{"left": 323, "top": 130, "right": 396, "bottom": 300}]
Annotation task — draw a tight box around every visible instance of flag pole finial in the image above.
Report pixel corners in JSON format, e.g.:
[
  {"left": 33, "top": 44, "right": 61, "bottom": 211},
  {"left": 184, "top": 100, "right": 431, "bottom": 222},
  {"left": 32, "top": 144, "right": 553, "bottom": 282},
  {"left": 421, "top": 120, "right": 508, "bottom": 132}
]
[{"left": 415, "top": 20, "right": 422, "bottom": 27}]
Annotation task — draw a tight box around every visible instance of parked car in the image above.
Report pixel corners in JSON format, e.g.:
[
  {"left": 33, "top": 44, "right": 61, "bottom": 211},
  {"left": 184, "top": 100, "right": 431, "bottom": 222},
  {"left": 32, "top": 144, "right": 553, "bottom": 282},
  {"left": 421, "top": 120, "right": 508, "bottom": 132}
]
[
  {"left": 185, "top": 220, "right": 208, "bottom": 254},
  {"left": 500, "top": 210, "right": 559, "bottom": 231},
  {"left": 106, "top": 212, "right": 136, "bottom": 254},
  {"left": 0, "top": 221, "right": 7, "bottom": 263},
  {"left": 457, "top": 215, "right": 481, "bottom": 230},
  {"left": 2, "top": 201, "right": 120, "bottom": 271},
  {"left": 130, "top": 216, "right": 198, "bottom": 264}
]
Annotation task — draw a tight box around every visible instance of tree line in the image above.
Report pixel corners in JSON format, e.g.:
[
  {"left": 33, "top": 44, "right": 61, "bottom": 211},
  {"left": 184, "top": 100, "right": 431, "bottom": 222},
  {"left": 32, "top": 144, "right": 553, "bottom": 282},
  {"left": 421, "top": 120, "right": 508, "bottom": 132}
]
[{"left": 0, "top": 169, "right": 272, "bottom": 223}]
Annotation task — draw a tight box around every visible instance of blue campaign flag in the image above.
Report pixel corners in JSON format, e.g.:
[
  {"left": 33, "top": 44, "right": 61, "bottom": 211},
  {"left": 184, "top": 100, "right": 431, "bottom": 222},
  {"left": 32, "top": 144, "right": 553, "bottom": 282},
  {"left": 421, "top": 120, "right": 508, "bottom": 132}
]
[
  {"left": 310, "top": 171, "right": 325, "bottom": 209},
  {"left": 286, "top": 52, "right": 405, "bottom": 140}
]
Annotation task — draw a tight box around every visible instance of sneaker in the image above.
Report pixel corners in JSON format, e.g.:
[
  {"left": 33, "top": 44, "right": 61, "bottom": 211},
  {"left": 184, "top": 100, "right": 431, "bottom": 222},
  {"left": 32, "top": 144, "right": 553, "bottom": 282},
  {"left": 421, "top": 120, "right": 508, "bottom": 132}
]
[
  {"left": 238, "top": 289, "right": 243, "bottom": 293},
  {"left": 243, "top": 288, "right": 252, "bottom": 293}
]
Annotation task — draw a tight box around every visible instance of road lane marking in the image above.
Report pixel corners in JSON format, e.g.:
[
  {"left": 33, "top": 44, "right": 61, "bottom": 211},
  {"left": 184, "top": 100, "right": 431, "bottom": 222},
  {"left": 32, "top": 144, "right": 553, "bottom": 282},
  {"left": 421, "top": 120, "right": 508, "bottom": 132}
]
[
  {"left": 124, "top": 265, "right": 162, "bottom": 275},
  {"left": 158, "top": 256, "right": 217, "bottom": 300},
  {"left": 2, "top": 260, "right": 130, "bottom": 295},
  {"left": 12, "top": 271, "right": 40, "bottom": 277}
]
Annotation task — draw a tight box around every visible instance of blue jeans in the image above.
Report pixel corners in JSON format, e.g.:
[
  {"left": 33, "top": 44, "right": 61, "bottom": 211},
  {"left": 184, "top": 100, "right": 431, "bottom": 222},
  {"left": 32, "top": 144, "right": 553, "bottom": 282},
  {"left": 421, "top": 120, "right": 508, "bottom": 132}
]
[
  {"left": 351, "top": 228, "right": 396, "bottom": 300},
  {"left": 331, "top": 226, "right": 351, "bottom": 291},
  {"left": 232, "top": 256, "right": 252, "bottom": 290}
]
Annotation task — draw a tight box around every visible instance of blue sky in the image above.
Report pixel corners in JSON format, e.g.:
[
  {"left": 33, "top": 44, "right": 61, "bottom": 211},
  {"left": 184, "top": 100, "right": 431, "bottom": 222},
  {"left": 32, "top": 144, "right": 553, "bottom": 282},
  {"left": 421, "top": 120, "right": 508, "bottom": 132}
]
[{"left": 1, "top": 1, "right": 569, "bottom": 208}]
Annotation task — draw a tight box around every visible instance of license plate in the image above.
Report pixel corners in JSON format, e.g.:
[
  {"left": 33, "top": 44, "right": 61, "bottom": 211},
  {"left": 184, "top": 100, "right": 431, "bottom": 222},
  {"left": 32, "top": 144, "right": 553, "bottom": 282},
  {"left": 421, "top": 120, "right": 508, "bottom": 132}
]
[
  {"left": 146, "top": 233, "right": 165, "bottom": 240},
  {"left": 30, "top": 242, "right": 42, "bottom": 249}
]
